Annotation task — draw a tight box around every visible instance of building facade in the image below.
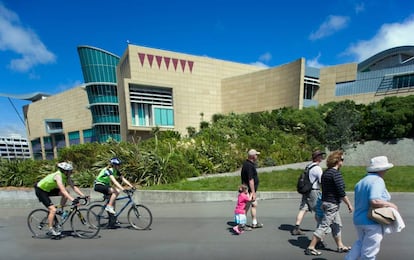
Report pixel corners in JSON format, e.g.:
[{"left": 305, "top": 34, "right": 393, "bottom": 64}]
[
  {"left": 0, "top": 135, "right": 31, "bottom": 160},
  {"left": 23, "top": 45, "right": 414, "bottom": 159}
]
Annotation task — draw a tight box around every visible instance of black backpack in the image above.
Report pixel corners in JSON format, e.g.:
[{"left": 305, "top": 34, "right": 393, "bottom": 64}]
[{"left": 296, "top": 164, "right": 317, "bottom": 195}]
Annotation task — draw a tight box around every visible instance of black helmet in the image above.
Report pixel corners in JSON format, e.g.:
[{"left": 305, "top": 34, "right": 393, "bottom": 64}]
[{"left": 110, "top": 157, "right": 122, "bottom": 165}]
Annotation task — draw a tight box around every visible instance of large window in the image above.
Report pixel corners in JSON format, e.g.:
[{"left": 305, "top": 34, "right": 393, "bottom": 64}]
[
  {"left": 392, "top": 73, "right": 414, "bottom": 89},
  {"left": 303, "top": 77, "right": 320, "bottom": 99},
  {"left": 45, "top": 119, "right": 63, "bottom": 134},
  {"left": 130, "top": 85, "right": 174, "bottom": 127}
]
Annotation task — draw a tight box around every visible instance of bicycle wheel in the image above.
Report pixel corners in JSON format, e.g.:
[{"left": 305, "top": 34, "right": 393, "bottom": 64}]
[
  {"left": 27, "top": 208, "right": 52, "bottom": 238},
  {"left": 88, "top": 204, "right": 109, "bottom": 228},
  {"left": 71, "top": 208, "right": 100, "bottom": 239},
  {"left": 128, "top": 204, "right": 153, "bottom": 230}
]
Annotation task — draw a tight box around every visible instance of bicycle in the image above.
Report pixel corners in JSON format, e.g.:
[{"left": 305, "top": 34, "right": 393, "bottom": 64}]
[
  {"left": 27, "top": 197, "right": 100, "bottom": 239},
  {"left": 87, "top": 188, "right": 152, "bottom": 230}
]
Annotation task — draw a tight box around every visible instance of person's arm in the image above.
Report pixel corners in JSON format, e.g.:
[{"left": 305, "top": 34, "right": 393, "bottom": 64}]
[
  {"left": 371, "top": 199, "right": 398, "bottom": 210},
  {"left": 249, "top": 178, "right": 256, "bottom": 201},
  {"left": 54, "top": 174, "right": 76, "bottom": 202},
  {"left": 109, "top": 175, "right": 125, "bottom": 191},
  {"left": 121, "top": 176, "right": 134, "bottom": 189},
  {"left": 342, "top": 195, "right": 353, "bottom": 213},
  {"left": 67, "top": 177, "right": 86, "bottom": 197}
]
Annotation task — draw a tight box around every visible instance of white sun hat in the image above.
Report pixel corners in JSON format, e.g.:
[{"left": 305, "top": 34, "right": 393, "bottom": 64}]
[{"left": 366, "top": 156, "right": 394, "bottom": 172}]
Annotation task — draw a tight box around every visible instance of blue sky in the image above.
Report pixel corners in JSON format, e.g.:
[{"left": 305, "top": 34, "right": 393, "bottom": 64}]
[{"left": 1, "top": 0, "right": 414, "bottom": 138}]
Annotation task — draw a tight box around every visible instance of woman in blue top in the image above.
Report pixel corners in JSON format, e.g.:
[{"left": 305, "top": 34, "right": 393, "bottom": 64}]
[{"left": 345, "top": 156, "right": 398, "bottom": 260}]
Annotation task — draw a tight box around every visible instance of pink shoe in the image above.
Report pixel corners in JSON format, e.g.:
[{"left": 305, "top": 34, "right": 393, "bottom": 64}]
[{"left": 233, "top": 225, "right": 243, "bottom": 234}]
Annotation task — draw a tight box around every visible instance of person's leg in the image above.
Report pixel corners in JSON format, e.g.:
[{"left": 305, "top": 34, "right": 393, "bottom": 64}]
[
  {"left": 292, "top": 210, "right": 307, "bottom": 235},
  {"left": 359, "top": 225, "right": 383, "bottom": 259},
  {"left": 306, "top": 202, "right": 337, "bottom": 255},
  {"left": 250, "top": 201, "right": 263, "bottom": 228},
  {"left": 331, "top": 212, "right": 351, "bottom": 252},
  {"left": 345, "top": 225, "right": 364, "bottom": 260},
  {"left": 292, "top": 196, "right": 308, "bottom": 234},
  {"left": 108, "top": 187, "right": 119, "bottom": 208}
]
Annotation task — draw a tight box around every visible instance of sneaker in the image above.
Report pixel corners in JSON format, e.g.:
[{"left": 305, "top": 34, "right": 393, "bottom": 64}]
[
  {"left": 291, "top": 227, "right": 305, "bottom": 235},
  {"left": 47, "top": 227, "right": 61, "bottom": 236},
  {"left": 305, "top": 247, "right": 322, "bottom": 256},
  {"left": 251, "top": 223, "right": 263, "bottom": 229},
  {"left": 232, "top": 225, "right": 243, "bottom": 234},
  {"left": 105, "top": 205, "right": 116, "bottom": 215}
]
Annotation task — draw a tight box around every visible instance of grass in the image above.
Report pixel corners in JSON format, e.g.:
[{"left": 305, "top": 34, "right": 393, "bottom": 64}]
[{"left": 144, "top": 166, "right": 414, "bottom": 192}]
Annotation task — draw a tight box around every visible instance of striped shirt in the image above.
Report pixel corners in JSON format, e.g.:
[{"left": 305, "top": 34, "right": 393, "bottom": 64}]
[{"left": 321, "top": 167, "right": 347, "bottom": 204}]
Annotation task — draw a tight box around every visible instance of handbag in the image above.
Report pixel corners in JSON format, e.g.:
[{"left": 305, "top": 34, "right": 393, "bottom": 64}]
[{"left": 368, "top": 207, "right": 396, "bottom": 225}]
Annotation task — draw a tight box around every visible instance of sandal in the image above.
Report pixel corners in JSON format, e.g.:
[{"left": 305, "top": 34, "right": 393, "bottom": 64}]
[
  {"left": 251, "top": 223, "right": 263, "bottom": 229},
  {"left": 305, "top": 248, "right": 322, "bottom": 256},
  {"left": 337, "top": 246, "right": 351, "bottom": 253}
]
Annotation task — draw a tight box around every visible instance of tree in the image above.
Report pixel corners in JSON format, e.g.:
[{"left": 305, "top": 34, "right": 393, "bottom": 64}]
[{"left": 324, "top": 100, "right": 361, "bottom": 150}]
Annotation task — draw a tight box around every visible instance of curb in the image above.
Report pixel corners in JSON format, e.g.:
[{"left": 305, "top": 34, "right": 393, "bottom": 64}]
[{"left": 0, "top": 189, "right": 303, "bottom": 208}]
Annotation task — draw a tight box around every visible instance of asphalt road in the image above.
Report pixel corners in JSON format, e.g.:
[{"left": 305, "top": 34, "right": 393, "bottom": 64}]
[{"left": 0, "top": 194, "right": 412, "bottom": 260}]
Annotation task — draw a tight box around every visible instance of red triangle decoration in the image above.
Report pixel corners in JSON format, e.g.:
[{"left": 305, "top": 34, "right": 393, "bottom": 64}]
[
  {"left": 188, "top": 60, "right": 194, "bottom": 73},
  {"left": 180, "top": 59, "right": 186, "bottom": 72},
  {"left": 164, "top": 57, "right": 170, "bottom": 70},
  {"left": 138, "top": 53, "right": 145, "bottom": 66},
  {"left": 172, "top": 58, "right": 178, "bottom": 71},
  {"left": 156, "top": 56, "right": 162, "bottom": 69},
  {"left": 138, "top": 53, "right": 194, "bottom": 73},
  {"left": 147, "top": 54, "right": 154, "bottom": 68}
]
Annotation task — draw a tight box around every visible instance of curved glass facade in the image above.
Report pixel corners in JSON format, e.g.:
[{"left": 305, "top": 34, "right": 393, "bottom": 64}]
[{"left": 77, "top": 46, "right": 121, "bottom": 142}]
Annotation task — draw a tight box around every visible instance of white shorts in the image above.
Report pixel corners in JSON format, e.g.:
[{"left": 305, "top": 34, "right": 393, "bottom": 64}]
[{"left": 234, "top": 214, "right": 247, "bottom": 225}]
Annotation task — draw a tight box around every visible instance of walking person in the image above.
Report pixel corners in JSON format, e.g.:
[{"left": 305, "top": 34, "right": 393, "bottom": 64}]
[
  {"left": 345, "top": 156, "right": 403, "bottom": 260},
  {"left": 305, "top": 150, "right": 353, "bottom": 256},
  {"left": 291, "top": 150, "right": 325, "bottom": 236},
  {"left": 232, "top": 184, "right": 252, "bottom": 234},
  {"left": 241, "top": 149, "right": 263, "bottom": 228}
]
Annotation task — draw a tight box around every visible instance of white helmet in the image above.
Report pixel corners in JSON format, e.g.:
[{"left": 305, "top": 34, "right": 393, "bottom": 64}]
[{"left": 57, "top": 162, "right": 73, "bottom": 171}]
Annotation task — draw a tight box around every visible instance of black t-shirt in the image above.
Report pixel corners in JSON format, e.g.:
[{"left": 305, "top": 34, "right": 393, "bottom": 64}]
[{"left": 241, "top": 159, "right": 259, "bottom": 192}]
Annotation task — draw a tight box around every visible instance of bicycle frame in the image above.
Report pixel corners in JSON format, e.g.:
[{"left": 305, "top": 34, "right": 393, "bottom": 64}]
[
  {"left": 112, "top": 194, "right": 134, "bottom": 218},
  {"left": 88, "top": 189, "right": 153, "bottom": 230}
]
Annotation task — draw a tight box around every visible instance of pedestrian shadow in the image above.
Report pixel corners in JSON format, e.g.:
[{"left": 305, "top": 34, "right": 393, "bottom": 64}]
[
  {"left": 278, "top": 224, "right": 313, "bottom": 233},
  {"left": 226, "top": 221, "right": 239, "bottom": 235},
  {"left": 288, "top": 235, "right": 311, "bottom": 249}
]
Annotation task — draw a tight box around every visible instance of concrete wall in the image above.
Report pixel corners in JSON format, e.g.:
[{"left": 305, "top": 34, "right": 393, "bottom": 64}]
[
  {"left": 341, "top": 138, "right": 414, "bottom": 166},
  {"left": 222, "top": 58, "right": 304, "bottom": 113}
]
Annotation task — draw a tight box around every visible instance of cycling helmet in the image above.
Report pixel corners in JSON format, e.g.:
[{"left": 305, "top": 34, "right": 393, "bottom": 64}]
[
  {"left": 110, "top": 157, "right": 122, "bottom": 165},
  {"left": 57, "top": 162, "right": 73, "bottom": 171}
]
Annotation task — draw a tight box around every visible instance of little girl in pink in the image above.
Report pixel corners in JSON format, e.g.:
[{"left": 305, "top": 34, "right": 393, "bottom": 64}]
[{"left": 233, "top": 184, "right": 251, "bottom": 234}]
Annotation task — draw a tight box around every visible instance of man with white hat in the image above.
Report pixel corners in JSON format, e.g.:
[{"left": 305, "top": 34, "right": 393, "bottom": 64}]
[
  {"left": 240, "top": 149, "right": 263, "bottom": 228},
  {"left": 346, "top": 156, "right": 399, "bottom": 260}
]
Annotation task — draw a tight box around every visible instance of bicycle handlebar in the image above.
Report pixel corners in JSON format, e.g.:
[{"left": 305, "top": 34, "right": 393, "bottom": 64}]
[{"left": 72, "top": 196, "right": 89, "bottom": 206}]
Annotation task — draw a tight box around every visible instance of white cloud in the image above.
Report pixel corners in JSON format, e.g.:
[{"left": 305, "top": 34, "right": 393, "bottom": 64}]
[
  {"left": 259, "top": 52, "right": 272, "bottom": 63},
  {"left": 306, "top": 53, "right": 326, "bottom": 68},
  {"left": 344, "top": 15, "right": 414, "bottom": 62},
  {"left": 309, "top": 15, "right": 350, "bottom": 40},
  {"left": 250, "top": 52, "right": 272, "bottom": 68},
  {"left": 0, "top": 123, "right": 27, "bottom": 138},
  {"left": 355, "top": 3, "right": 365, "bottom": 14},
  {"left": 55, "top": 80, "right": 83, "bottom": 93},
  {"left": 250, "top": 61, "right": 269, "bottom": 68},
  {"left": 0, "top": 3, "right": 56, "bottom": 72}
]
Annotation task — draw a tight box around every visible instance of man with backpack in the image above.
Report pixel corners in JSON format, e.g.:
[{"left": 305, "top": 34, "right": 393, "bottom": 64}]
[{"left": 291, "top": 150, "right": 325, "bottom": 236}]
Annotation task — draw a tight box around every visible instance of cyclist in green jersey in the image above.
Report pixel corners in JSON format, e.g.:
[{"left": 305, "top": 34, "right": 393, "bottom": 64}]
[
  {"left": 34, "top": 161, "right": 87, "bottom": 236},
  {"left": 94, "top": 158, "right": 134, "bottom": 216}
]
